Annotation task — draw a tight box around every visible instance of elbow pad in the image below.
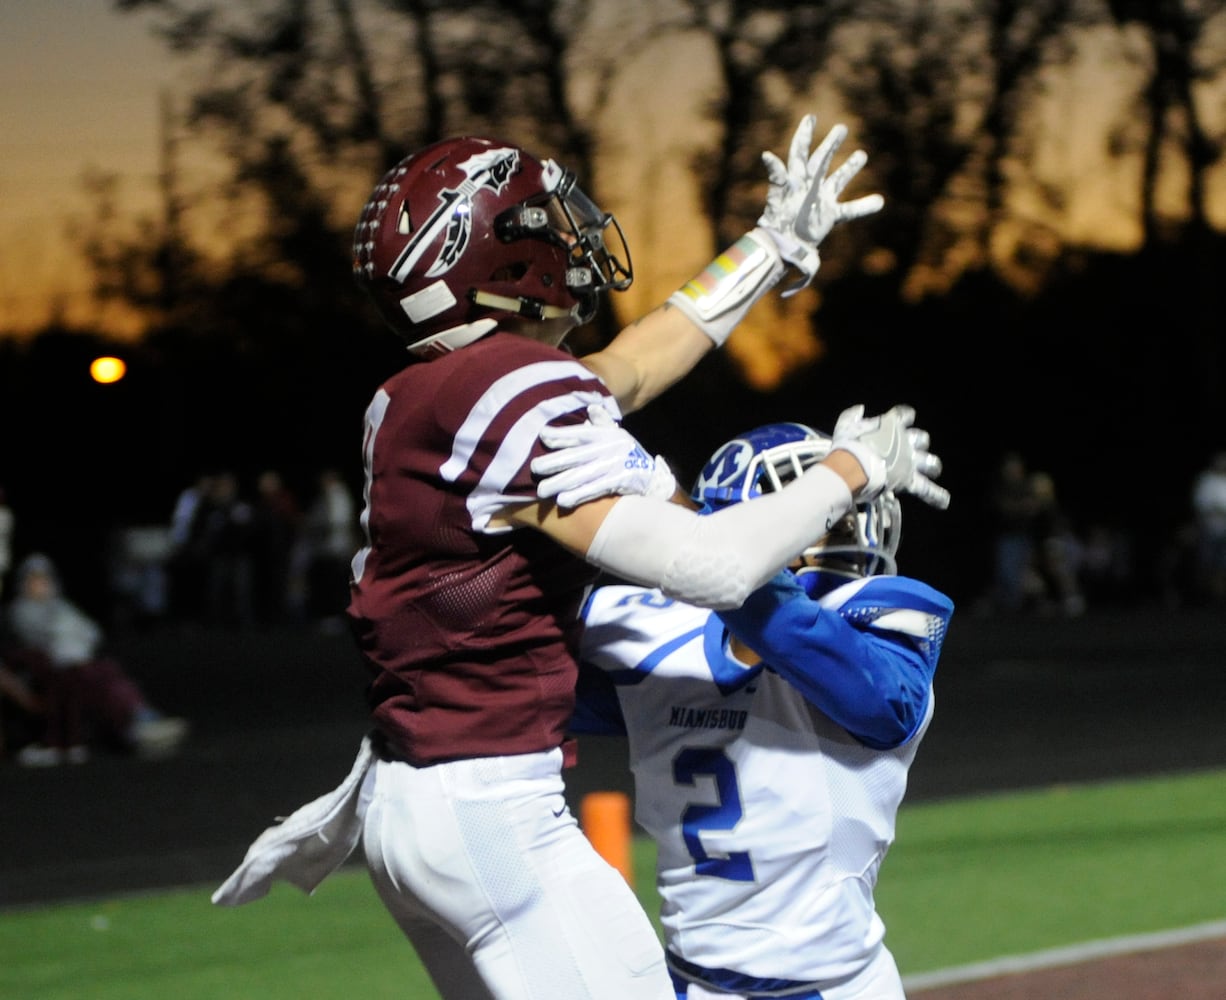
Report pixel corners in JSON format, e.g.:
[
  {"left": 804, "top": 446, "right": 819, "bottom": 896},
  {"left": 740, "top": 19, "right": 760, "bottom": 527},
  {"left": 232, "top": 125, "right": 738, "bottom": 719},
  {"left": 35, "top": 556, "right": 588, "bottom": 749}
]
[{"left": 584, "top": 464, "right": 853, "bottom": 609}]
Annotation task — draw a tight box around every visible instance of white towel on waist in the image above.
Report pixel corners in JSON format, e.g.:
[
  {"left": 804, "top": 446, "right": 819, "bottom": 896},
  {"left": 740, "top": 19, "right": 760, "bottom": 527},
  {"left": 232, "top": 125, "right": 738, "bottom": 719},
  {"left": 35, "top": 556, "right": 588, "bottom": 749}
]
[{"left": 212, "top": 735, "right": 373, "bottom": 906}]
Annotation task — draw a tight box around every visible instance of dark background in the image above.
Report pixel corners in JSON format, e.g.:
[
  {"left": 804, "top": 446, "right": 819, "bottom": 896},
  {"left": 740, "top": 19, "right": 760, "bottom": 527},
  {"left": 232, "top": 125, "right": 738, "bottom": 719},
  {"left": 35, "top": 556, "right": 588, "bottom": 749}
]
[
  {"left": 1, "top": 247, "right": 1218, "bottom": 627},
  {"left": 3, "top": 604, "right": 1224, "bottom": 910}
]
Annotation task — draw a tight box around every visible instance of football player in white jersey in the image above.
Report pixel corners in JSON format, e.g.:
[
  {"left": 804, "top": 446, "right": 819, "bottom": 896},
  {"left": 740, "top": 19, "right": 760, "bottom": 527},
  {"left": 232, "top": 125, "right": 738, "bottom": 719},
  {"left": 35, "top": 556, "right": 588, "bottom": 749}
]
[{"left": 574, "top": 421, "right": 954, "bottom": 1000}]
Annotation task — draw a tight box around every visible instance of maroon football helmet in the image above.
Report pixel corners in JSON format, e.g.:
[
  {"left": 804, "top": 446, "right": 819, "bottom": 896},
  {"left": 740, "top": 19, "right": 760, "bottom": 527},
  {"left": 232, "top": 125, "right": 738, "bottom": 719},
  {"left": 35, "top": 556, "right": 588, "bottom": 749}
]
[{"left": 353, "top": 136, "right": 633, "bottom": 357}]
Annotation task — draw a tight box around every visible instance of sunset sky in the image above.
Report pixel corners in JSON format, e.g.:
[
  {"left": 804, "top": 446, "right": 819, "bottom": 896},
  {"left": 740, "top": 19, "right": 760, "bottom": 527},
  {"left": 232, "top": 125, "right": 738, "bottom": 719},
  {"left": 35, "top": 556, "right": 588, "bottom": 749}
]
[
  {"left": 1, "top": 6, "right": 1214, "bottom": 347},
  {"left": 0, "top": 3, "right": 179, "bottom": 336},
  {"left": 0, "top": 4, "right": 734, "bottom": 345}
]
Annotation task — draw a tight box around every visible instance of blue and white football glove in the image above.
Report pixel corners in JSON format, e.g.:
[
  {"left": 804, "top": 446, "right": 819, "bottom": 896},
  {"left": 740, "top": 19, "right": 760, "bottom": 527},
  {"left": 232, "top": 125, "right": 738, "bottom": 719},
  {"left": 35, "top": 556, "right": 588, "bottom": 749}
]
[
  {"left": 756, "top": 115, "right": 884, "bottom": 297},
  {"left": 831, "top": 404, "right": 950, "bottom": 509},
  {"left": 533, "top": 404, "right": 678, "bottom": 509}
]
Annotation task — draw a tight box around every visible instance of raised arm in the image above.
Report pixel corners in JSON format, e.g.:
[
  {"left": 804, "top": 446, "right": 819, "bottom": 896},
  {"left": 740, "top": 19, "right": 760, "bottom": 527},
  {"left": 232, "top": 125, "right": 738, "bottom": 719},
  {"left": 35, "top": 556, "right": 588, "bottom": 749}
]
[
  {"left": 502, "top": 450, "right": 862, "bottom": 610},
  {"left": 504, "top": 404, "right": 943, "bottom": 611},
  {"left": 579, "top": 305, "right": 715, "bottom": 416},
  {"left": 579, "top": 115, "right": 882, "bottom": 415}
]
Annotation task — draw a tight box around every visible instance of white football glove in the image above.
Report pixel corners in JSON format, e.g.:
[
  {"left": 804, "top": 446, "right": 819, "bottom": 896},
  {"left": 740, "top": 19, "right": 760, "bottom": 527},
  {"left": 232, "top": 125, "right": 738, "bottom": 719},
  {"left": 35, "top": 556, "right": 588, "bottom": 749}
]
[
  {"left": 757, "top": 115, "right": 885, "bottom": 297},
  {"left": 533, "top": 404, "right": 678, "bottom": 509},
  {"left": 831, "top": 404, "right": 950, "bottom": 509}
]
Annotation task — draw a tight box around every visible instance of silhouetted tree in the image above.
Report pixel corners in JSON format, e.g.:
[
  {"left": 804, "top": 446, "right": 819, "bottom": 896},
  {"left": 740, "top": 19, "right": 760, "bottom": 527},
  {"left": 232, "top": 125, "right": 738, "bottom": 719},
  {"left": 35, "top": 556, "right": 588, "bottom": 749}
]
[
  {"left": 1104, "top": 0, "right": 1226, "bottom": 243},
  {"left": 1101, "top": 0, "right": 1226, "bottom": 430},
  {"left": 828, "top": 0, "right": 1090, "bottom": 299},
  {"left": 656, "top": 2, "right": 857, "bottom": 251}
]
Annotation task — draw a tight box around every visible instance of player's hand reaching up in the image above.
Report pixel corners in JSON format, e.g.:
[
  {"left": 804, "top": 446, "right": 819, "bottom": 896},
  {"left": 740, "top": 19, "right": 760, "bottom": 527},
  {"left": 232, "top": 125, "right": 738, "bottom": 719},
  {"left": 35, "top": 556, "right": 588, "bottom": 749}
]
[
  {"left": 756, "top": 115, "right": 884, "bottom": 297},
  {"left": 831, "top": 404, "right": 950, "bottom": 509}
]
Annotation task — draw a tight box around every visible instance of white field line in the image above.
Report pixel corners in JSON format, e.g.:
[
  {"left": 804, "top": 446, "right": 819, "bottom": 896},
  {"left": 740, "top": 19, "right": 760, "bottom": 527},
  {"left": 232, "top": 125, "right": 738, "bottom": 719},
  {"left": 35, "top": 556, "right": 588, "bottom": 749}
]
[{"left": 902, "top": 919, "right": 1226, "bottom": 991}]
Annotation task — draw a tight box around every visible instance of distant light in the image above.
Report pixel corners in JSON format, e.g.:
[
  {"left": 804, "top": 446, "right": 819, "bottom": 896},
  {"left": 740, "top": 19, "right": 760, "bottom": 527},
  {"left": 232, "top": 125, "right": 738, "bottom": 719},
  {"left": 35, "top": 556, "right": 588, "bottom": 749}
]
[{"left": 90, "top": 356, "right": 127, "bottom": 384}]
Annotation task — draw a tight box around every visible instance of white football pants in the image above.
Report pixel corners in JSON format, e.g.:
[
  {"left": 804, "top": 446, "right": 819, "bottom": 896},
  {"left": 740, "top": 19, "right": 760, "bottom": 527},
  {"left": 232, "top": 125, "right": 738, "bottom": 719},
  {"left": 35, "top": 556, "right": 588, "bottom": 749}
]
[
  {"left": 672, "top": 943, "right": 906, "bottom": 1000},
  {"left": 361, "top": 747, "right": 674, "bottom": 1000}
]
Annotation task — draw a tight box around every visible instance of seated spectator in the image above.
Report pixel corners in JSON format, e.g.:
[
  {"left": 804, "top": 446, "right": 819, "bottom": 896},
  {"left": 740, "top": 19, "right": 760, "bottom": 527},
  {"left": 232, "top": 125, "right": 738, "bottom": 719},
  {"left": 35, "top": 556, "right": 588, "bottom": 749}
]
[
  {"left": 0, "top": 658, "right": 43, "bottom": 759},
  {"left": 3, "top": 553, "right": 189, "bottom": 766}
]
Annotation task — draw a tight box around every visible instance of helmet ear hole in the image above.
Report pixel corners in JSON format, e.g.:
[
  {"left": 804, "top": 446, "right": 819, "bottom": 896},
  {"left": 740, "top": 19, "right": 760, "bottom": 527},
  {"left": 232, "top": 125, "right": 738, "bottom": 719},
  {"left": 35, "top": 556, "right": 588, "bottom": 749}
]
[{"left": 490, "top": 262, "right": 529, "bottom": 282}]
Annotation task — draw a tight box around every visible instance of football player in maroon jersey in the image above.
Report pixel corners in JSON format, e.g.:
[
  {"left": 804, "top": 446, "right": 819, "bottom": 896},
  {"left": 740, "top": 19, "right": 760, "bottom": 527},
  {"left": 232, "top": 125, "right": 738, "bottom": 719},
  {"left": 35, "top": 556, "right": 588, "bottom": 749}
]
[{"left": 215, "top": 117, "right": 948, "bottom": 1000}]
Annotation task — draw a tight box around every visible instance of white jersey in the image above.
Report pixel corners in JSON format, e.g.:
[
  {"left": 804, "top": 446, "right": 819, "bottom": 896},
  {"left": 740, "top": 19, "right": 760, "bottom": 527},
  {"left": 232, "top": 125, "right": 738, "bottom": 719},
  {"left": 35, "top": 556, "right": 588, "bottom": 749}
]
[{"left": 578, "top": 574, "right": 951, "bottom": 995}]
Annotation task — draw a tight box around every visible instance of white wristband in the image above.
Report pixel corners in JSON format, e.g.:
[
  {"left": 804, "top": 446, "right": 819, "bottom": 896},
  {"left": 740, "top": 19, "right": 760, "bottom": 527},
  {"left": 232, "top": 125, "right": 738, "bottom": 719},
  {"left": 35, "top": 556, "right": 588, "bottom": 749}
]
[
  {"left": 667, "top": 229, "right": 786, "bottom": 347},
  {"left": 829, "top": 440, "right": 886, "bottom": 499}
]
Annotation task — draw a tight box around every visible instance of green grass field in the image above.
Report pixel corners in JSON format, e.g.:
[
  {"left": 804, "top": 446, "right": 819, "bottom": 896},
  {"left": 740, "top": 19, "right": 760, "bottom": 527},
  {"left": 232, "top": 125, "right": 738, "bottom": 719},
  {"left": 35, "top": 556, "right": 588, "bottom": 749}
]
[{"left": 4, "top": 768, "right": 1225, "bottom": 999}]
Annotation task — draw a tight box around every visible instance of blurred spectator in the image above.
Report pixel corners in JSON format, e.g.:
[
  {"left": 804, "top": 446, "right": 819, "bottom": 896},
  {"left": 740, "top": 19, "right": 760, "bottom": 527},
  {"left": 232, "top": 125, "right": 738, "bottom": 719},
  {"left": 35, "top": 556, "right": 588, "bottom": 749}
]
[
  {"left": 197, "top": 472, "right": 255, "bottom": 627},
  {"left": 1029, "top": 470, "right": 1086, "bottom": 617},
  {"left": 165, "top": 473, "right": 215, "bottom": 620},
  {"left": 1191, "top": 451, "right": 1226, "bottom": 604},
  {"left": 297, "top": 468, "right": 358, "bottom": 625},
  {"left": 1157, "top": 517, "right": 1202, "bottom": 610},
  {"left": 3, "top": 553, "right": 189, "bottom": 766},
  {"left": 107, "top": 524, "right": 172, "bottom": 628},
  {"left": 250, "top": 470, "right": 302, "bottom": 625},
  {"left": 987, "top": 451, "right": 1040, "bottom": 613},
  {"left": 169, "top": 473, "right": 211, "bottom": 551},
  {"left": 0, "top": 484, "right": 13, "bottom": 601},
  {"left": 1078, "top": 521, "right": 1136, "bottom": 606}
]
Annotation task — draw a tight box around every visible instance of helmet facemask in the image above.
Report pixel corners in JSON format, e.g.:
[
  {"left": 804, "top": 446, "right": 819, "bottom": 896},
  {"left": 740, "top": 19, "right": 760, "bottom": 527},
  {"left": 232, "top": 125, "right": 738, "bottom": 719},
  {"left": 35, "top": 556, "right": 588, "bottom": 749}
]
[
  {"left": 490, "top": 163, "right": 632, "bottom": 326},
  {"left": 795, "top": 500, "right": 900, "bottom": 584}
]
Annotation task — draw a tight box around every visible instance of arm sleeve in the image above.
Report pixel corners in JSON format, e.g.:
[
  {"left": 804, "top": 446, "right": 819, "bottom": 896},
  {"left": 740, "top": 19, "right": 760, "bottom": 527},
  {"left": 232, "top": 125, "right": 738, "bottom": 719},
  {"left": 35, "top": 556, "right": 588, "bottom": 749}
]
[
  {"left": 584, "top": 464, "right": 853, "bottom": 610},
  {"left": 717, "top": 571, "right": 933, "bottom": 749}
]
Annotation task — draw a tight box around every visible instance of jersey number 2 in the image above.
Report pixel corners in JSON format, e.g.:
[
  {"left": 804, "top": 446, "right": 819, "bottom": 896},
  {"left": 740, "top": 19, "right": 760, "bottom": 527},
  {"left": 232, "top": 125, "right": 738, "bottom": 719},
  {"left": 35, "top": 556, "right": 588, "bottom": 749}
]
[{"left": 674, "top": 747, "right": 754, "bottom": 882}]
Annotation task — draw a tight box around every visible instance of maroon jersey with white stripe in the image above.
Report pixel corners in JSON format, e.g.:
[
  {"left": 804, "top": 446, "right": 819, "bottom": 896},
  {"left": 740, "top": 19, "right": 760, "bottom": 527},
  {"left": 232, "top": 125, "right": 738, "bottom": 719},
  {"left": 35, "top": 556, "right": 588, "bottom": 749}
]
[{"left": 347, "top": 332, "right": 613, "bottom": 765}]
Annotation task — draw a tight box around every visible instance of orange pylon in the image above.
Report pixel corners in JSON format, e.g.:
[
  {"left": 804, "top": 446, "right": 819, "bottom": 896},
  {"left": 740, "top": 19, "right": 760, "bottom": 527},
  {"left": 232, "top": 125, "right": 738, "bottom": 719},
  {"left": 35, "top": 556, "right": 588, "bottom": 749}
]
[{"left": 581, "top": 790, "right": 634, "bottom": 888}]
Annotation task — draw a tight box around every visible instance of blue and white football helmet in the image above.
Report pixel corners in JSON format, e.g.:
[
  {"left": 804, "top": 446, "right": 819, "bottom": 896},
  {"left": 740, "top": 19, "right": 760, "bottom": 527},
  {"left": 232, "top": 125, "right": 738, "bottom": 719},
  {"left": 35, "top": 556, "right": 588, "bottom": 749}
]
[{"left": 691, "top": 422, "right": 901, "bottom": 581}]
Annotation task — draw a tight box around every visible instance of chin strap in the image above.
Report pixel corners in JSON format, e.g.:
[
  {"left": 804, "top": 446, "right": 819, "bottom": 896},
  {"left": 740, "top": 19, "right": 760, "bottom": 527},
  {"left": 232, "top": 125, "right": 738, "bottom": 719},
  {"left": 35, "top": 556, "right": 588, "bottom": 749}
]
[
  {"left": 471, "top": 290, "right": 576, "bottom": 322},
  {"left": 406, "top": 292, "right": 580, "bottom": 359}
]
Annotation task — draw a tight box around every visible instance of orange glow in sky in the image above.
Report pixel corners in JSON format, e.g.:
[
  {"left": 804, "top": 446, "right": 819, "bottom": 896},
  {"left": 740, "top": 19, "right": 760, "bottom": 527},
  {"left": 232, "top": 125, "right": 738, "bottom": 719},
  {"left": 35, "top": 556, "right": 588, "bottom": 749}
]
[
  {"left": 0, "top": 3, "right": 178, "bottom": 338},
  {"left": 2, "top": 8, "right": 1219, "bottom": 352}
]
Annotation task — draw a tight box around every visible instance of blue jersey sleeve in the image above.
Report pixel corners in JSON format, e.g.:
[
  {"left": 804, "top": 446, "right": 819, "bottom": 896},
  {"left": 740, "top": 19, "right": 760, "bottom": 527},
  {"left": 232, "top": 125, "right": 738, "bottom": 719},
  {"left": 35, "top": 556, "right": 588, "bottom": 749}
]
[
  {"left": 717, "top": 571, "right": 953, "bottom": 749},
  {"left": 570, "top": 659, "right": 628, "bottom": 735}
]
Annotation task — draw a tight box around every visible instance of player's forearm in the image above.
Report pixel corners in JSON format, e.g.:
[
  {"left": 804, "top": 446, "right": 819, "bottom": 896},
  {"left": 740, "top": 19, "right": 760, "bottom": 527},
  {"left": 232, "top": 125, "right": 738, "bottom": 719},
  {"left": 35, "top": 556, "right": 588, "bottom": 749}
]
[
  {"left": 580, "top": 304, "right": 714, "bottom": 415},
  {"left": 581, "top": 229, "right": 790, "bottom": 414}
]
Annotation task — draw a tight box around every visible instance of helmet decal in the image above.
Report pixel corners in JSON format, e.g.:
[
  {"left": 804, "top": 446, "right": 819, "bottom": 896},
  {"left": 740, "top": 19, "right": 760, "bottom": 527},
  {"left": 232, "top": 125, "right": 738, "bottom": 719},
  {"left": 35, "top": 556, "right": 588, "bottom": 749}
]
[
  {"left": 691, "top": 423, "right": 819, "bottom": 509},
  {"left": 694, "top": 441, "right": 756, "bottom": 502},
  {"left": 354, "top": 135, "right": 631, "bottom": 355},
  {"left": 389, "top": 147, "right": 521, "bottom": 283},
  {"left": 433, "top": 201, "right": 472, "bottom": 277}
]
